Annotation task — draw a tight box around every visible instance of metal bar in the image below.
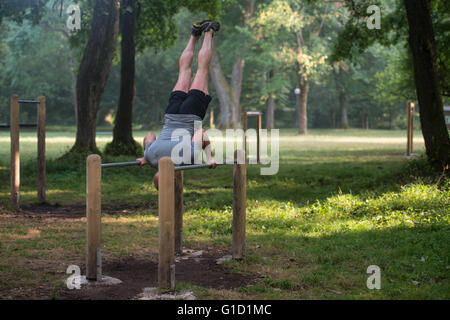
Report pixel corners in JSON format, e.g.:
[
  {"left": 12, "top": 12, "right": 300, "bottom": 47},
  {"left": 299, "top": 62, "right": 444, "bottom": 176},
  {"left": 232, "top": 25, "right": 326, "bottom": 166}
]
[
  {"left": 101, "top": 161, "right": 141, "bottom": 168},
  {"left": 101, "top": 161, "right": 238, "bottom": 170},
  {"left": 244, "top": 111, "right": 261, "bottom": 116},
  {"left": 19, "top": 100, "right": 40, "bottom": 104},
  {"left": 174, "top": 161, "right": 237, "bottom": 171}
]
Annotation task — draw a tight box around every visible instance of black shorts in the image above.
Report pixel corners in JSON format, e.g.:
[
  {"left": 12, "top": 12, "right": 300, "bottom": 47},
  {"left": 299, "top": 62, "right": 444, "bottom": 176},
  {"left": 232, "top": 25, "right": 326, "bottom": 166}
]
[{"left": 165, "top": 89, "right": 212, "bottom": 120}]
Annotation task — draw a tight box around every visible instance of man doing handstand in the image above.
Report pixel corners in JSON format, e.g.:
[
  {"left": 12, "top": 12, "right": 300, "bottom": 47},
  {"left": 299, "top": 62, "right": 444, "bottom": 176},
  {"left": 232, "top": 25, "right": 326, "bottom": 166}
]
[{"left": 137, "top": 21, "right": 220, "bottom": 189}]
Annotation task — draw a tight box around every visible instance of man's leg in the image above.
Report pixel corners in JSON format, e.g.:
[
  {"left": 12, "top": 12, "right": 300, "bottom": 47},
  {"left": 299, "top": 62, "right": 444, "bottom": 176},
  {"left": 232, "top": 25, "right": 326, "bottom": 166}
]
[
  {"left": 189, "top": 30, "right": 214, "bottom": 95},
  {"left": 143, "top": 131, "right": 156, "bottom": 147},
  {"left": 172, "top": 36, "right": 199, "bottom": 93}
]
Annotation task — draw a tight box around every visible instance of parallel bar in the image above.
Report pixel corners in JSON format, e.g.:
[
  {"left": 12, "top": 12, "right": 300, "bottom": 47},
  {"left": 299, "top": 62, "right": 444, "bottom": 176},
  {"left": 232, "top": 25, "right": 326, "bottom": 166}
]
[
  {"left": 37, "top": 96, "right": 46, "bottom": 204},
  {"left": 19, "top": 100, "right": 40, "bottom": 104},
  {"left": 86, "top": 154, "right": 102, "bottom": 281},
  {"left": 101, "top": 161, "right": 140, "bottom": 168},
  {"left": 10, "top": 95, "right": 20, "bottom": 207},
  {"left": 244, "top": 111, "right": 261, "bottom": 116},
  {"left": 158, "top": 157, "right": 175, "bottom": 289},
  {"left": 174, "top": 163, "right": 215, "bottom": 171},
  {"left": 101, "top": 161, "right": 237, "bottom": 170},
  {"left": 174, "top": 171, "right": 184, "bottom": 255}
]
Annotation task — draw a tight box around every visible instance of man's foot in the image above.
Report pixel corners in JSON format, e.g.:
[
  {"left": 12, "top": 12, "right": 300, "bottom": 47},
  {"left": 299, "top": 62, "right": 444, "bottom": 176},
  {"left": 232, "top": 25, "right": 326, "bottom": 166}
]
[
  {"left": 192, "top": 20, "right": 210, "bottom": 37},
  {"left": 202, "top": 21, "right": 220, "bottom": 33}
]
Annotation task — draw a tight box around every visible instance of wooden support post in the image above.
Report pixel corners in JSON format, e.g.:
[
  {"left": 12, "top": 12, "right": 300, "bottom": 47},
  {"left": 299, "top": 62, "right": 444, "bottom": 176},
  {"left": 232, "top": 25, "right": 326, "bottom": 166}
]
[
  {"left": 158, "top": 157, "right": 175, "bottom": 289},
  {"left": 232, "top": 150, "right": 246, "bottom": 259},
  {"left": 86, "top": 154, "right": 102, "bottom": 281},
  {"left": 406, "top": 101, "right": 415, "bottom": 156},
  {"left": 37, "top": 96, "right": 46, "bottom": 203},
  {"left": 10, "top": 95, "right": 20, "bottom": 207},
  {"left": 243, "top": 112, "right": 248, "bottom": 162},
  {"left": 174, "top": 170, "right": 184, "bottom": 255},
  {"left": 257, "top": 113, "right": 262, "bottom": 164}
]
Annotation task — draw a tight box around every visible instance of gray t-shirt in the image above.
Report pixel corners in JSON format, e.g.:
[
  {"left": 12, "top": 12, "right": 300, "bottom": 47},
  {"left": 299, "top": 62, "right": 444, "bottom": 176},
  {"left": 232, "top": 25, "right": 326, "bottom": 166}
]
[{"left": 144, "top": 113, "right": 202, "bottom": 169}]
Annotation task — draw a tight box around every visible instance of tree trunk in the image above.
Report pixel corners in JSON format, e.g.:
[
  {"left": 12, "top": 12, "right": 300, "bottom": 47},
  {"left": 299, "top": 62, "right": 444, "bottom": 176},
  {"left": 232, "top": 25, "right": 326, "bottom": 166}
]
[
  {"left": 266, "top": 93, "right": 275, "bottom": 129},
  {"left": 65, "top": 30, "right": 78, "bottom": 124},
  {"left": 231, "top": 57, "right": 244, "bottom": 127},
  {"left": 404, "top": 0, "right": 449, "bottom": 170},
  {"left": 298, "top": 78, "right": 309, "bottom": 135},
  {"left": 210, "top": 40, "right": 234, "bottom": 128},
  {"left": 210, "top": 0, "right": 254, "bottom": 129},
  {"left": 106, "top": 0, "right": 140, "bottom": 156},
  {"left": 339, "top": 91, "right": 348, "bottom": 128},
  {"left": 70, "top": 0, "right": 120, "bottom": 154}
]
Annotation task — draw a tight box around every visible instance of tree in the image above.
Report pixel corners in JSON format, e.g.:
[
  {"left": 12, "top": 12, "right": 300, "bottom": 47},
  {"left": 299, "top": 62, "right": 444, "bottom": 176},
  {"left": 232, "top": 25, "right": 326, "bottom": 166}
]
[
  {"left": 105, "top": 0, "right": 140, "bottom": 155},
  {"left": 210, "top": 0, "right": 255, "bottom": 128},
  {"left": 333, "top": 0, "right": 449, "bottom": 170},
  {"left": 253, "top": 0, "right": 334, "bottom": 134},
  {"left": 404, "top": 0, "right": 449, "bottom": 170},
  {"left": 69, "top": 0, "right": 120, "bottom": 154},
  {"left": 104, "top": 0, "right": 222, "bottom": 155}
]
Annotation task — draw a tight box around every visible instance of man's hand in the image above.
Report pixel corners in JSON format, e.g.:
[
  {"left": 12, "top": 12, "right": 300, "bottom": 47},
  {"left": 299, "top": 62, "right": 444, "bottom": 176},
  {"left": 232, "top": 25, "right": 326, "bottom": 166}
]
[
  {"left": 208, "top": 157, "right": 217, "bottom": 169},
  {"left": 136, "top": 157, "right": 147, "bottom": 167}
]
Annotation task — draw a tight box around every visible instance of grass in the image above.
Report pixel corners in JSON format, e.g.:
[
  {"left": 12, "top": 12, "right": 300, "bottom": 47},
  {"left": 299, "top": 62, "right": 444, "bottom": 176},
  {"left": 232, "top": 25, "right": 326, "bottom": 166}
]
[{"left": 0, "top": 128, "right": 448, "bottom": 299}]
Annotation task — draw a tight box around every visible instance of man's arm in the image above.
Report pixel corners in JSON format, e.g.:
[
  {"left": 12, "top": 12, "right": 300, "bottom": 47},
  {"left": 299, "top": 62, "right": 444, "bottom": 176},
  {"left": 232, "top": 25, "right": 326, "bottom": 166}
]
[{"left": 192, "top": 128, "right": 217, "bottom": 168}]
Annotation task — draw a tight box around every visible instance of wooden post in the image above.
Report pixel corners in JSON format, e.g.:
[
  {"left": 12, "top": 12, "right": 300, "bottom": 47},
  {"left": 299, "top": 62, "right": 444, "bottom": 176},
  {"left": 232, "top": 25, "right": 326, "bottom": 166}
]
[
  {"left": 86, "top": 154, "right": 102, "bottom": 281},
  {"left": 232, "top": 150, "right": 246, "bottom": 259},
  {"left": 37, "top": 96, "right": 46, "bottom": 203},
  {"left": 406, "top": 101, "right": 415, "bottom": 156},
  {"left": 257, "top": 113, "right": 262, "bottom": 164},
  {"left": 10, "top": 95, "right": 20, "bottom": 207},
  {"left": 174, "top": 170, "right": 184, "bottom": 255},
  {"left": 243, "top": 112, "right": 248, "bottom": 162},
  {"left": 158, "top": 157, "right": 175, "bottom": 289}
]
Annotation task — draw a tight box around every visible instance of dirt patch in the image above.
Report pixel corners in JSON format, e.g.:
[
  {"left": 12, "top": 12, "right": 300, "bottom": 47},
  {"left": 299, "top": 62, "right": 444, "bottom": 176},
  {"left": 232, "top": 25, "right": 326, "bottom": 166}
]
[
  {"left": 60, "top": 251, "right": 258, "bottom": 300},
  {"left": 16, "top": 201, "right": 156, "bottom": 219}
]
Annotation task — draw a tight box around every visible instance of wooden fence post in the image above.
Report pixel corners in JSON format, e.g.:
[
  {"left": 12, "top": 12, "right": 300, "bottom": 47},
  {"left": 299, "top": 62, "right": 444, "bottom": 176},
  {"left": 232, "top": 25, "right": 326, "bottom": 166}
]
[
  {"left": 174, "top": 170, "right": 184, "bottom": 255},
  {"left": 257, "top": 113, "right": 262, "bottom": 164},
  {"left": 10, "top": 95, "right": 20, "bottom": 207},
  {"left": 86, "top": 154, "right": 102, "bottom": 281},
  {"left": 407, "top": 101, "right": 415, "bottom": 156},
  {"left": 158, "top": 157, "right": 175, "bottom": 289},
  {"left": 243, "top": 112, "right": 248, "bottom": 163},
  {"left": 232, "top": 150, "right": 246, "bottom": 259},
  {"left": 37, "top": 96, "right": 46, "bottom": 203}
]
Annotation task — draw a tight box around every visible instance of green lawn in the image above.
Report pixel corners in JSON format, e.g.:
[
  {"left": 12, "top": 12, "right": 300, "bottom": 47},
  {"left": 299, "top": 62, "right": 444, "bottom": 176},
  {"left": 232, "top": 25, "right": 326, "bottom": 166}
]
[{"left": 0, "top": 128, "right": 448, "bottom": 299}]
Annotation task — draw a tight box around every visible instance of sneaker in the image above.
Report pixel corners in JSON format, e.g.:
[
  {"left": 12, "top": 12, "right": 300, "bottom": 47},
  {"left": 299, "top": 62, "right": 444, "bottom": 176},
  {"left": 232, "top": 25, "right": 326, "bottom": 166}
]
[
  {"left": 202, "top": 21, "right": 220, "bottom": 33},
  {"left": 191, "top": 20, "right": 210, "bottom": 37}
]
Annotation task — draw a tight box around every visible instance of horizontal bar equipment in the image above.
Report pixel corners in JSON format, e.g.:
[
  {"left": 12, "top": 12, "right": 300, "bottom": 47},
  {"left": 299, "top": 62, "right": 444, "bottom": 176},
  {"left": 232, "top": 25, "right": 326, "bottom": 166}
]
[
  {"left": 101, "top": 161, "right": 140, "bottom": 168},
  {"left": 101, "top": 160, "right": 238, "bottom": 170},
  {"left": 243, "top": 111, "right": 262, "bottom": 116},
  {"left": 19, "top": 100, "right": 40, "bottom": 104}
]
